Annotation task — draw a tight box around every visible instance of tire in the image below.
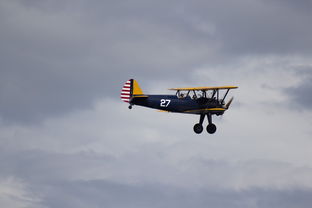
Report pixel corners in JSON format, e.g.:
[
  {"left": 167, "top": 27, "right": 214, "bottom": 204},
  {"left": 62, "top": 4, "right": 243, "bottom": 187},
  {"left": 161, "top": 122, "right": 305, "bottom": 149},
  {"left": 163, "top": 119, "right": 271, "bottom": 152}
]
[
  {"left": 206, "top": 123, "right": 217, "bottom": 134},
  {"left": 193, "top": 123, "right": 203, "bottom": 134}
]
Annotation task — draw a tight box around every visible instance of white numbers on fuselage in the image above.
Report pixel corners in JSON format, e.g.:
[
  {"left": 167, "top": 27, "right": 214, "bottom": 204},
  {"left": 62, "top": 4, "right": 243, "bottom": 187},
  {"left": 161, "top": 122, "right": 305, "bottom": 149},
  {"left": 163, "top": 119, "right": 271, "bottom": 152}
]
[{"left": 160, "top": 99, "right": 171, "bottom": 107}]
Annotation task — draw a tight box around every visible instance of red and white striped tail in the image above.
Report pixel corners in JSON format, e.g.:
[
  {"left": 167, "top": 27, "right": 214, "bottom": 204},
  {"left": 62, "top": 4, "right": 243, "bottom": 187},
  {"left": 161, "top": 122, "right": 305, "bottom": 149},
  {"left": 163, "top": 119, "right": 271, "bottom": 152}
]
[{"left": 120, "top": 79, "right": 132, "bottom": 103}]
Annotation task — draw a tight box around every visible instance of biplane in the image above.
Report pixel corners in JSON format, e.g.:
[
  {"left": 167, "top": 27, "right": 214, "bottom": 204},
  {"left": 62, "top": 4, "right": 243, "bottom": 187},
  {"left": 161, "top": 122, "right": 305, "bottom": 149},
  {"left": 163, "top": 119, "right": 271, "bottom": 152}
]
[{"left": 121, "top": 79, "right": 238, "bottom": 134}]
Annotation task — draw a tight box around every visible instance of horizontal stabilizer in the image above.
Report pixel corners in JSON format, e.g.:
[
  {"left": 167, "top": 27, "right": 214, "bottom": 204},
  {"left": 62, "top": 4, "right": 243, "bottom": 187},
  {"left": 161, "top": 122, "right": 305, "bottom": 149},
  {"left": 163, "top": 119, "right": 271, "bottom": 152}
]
[{"left": 133, "top": 95, "right": 148, "bottom": 98}]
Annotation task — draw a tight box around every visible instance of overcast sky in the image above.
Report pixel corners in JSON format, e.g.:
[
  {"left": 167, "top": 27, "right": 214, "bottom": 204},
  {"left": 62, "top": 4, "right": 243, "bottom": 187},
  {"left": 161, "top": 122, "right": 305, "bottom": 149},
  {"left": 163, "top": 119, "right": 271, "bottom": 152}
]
[{"left": 1, "top": 0, "right": 312, "bottom": 207}]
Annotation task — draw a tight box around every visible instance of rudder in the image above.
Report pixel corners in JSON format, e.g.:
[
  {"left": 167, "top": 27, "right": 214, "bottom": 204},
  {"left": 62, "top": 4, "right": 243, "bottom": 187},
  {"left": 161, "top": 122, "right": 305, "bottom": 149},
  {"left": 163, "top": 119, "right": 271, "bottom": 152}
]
[
  {"left": 120, "top": 79, "right": 144, "bottom": 103},
  {"left": 120, "top": 79, "right": 132, "bottom": 103}
]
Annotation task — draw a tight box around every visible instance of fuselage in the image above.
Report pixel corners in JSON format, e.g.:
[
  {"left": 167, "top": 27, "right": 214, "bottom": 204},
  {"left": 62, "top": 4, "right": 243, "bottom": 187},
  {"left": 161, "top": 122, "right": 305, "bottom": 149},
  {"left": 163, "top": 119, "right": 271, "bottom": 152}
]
[{"left": 131, "top": 95, "right": 225, "bottom": 115}]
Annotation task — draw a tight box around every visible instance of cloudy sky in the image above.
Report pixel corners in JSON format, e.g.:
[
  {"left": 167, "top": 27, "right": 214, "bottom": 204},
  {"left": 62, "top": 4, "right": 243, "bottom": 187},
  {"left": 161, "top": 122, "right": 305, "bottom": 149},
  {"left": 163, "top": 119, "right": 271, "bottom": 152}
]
[{"left": 1, "top": 0, "right": 312, "bottom": 207}]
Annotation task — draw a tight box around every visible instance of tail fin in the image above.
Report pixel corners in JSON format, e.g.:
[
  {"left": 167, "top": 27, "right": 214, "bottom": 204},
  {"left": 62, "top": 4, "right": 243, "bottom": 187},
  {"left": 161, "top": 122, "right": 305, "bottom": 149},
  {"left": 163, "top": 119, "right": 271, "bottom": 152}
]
[{"left": 120, "top": 79, "right": 144, "bottom": 103}]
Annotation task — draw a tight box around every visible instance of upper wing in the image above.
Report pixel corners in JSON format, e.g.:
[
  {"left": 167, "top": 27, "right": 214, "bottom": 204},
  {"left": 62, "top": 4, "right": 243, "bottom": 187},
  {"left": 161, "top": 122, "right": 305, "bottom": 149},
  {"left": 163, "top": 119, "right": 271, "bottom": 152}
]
[{"left": 168, "top": 86, "right": 238, "bottom": 91}]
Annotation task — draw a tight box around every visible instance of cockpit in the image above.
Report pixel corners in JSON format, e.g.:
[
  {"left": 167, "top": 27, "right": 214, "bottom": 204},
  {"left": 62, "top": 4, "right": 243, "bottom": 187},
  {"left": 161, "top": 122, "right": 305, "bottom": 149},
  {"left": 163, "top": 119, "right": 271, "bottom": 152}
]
[
  {"left": 176, "top": 89, "right": 226, "bottom": 105},
  {"left": 176, "top": 90, "right": 208, "bottom": 99},
  {"left": 176, "top": 90, "right": 189, "bottom": 99}
]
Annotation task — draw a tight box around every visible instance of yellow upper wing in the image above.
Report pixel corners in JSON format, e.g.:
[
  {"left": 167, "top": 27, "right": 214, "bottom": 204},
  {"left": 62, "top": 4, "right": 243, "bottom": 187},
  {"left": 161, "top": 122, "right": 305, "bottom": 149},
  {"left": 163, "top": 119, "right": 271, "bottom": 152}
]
[{"left": 169, "top": 86, "right": 238, "bottom": 91}]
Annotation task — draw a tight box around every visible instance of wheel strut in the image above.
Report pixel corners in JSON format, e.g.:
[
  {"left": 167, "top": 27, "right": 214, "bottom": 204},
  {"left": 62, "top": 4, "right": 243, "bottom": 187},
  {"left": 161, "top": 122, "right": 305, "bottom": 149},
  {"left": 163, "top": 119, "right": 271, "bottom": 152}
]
[
  {"left": 206, "top": 113, "right": 217, "bottom": 134},
  {"left": 207, "top": 113, "right": 212, "bottom": 124},
  {"left": 199, "top": 114, "right": 205, "bottom": 125}
]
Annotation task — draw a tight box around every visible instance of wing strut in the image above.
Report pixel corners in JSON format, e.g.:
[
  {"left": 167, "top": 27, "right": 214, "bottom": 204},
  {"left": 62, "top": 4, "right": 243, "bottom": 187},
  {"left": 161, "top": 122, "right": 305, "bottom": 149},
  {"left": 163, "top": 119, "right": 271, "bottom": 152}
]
[{"left": 221, "top": 89, "right": 230, "bottom": 104}]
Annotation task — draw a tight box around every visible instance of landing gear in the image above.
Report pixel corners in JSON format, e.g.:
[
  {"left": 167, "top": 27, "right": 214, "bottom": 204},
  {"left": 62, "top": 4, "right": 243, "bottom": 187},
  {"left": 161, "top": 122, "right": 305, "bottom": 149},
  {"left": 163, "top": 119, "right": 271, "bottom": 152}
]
[
  {"left": 193, "top": 113, "right": 217, "bottom": 134},
  {"left": 128, "top": 105, "right": 133, "bottom": 109},
  {"left": 193, "top": 114, "right": 205, "bottom": 134},
  {"left": 193, "top": 123, "right": 203, "bottom": 134},
  {"left": 206, "top": 113, "right": 216, "bottom": 134},
  {"left": 206, "top": 123, "right": 216, "bottom": 134}
]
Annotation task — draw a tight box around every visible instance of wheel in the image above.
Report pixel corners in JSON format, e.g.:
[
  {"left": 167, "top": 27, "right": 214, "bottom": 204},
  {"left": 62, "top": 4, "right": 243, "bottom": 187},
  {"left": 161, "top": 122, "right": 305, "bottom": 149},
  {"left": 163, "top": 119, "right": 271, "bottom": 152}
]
[
  {"left": 193, "top": 123, "right": 203, "bottom": 134},
  {"left": 206, "top": 123, "right": 217, "bottom": 134},
  {"left": 128, "top": 105, "right": 132, "bottom": 109}
]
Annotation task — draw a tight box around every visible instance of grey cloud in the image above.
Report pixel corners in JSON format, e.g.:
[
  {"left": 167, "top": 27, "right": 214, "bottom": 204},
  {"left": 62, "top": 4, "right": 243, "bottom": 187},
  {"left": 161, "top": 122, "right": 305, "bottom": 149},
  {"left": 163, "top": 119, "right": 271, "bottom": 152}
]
[
  {"left": 1, "top": 149, "right": 311, "bottom": 208},
  {"left": 0, "top": 0, "right": 217, "bottom": 123},
  {"left": 1, "top": 144, "right": 312, "bottom": 207},
  {"left": 25, "top": 180, "right": 312, "bottom": 208},
  {"left": 186, "top": 0, "right": 312, "bottom": 55},
  {"left": 2, "top": 0, "right": 312, "bottom": 123},
  {"left": 37, "top": 179, "right": 312, "bottom": 208},
  {"left": 267, "top": 0, "right": 312, "bottom": 13},
  {"left": 0, "top": 149, "right": 111, "bottom": 182},
  {"left": 285, "top": 68, "right": 312, "bottom": 109},
  {"left": 1, "top": 1, "right": 312, "bottom": 207}
]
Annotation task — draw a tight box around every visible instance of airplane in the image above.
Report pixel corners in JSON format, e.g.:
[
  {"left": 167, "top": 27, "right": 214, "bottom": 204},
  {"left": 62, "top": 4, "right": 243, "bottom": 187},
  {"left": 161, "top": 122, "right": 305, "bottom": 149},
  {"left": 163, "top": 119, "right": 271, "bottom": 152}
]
[{"left": 121, "top": 79, "right": 238, "bottom": 134}]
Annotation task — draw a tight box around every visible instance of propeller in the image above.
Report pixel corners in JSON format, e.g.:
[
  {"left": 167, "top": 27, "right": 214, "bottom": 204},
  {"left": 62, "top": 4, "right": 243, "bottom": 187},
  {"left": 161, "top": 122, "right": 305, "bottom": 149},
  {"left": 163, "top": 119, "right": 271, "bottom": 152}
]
[{"left": 223, "top": 97, "right": 234, "bottom": 109}]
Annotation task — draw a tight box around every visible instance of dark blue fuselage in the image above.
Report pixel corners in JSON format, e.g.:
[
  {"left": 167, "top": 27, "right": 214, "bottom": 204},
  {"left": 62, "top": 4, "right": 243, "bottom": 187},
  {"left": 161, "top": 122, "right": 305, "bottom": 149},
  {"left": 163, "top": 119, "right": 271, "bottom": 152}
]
[{"left": 131, "top": 95, "right": 224, "bottom": 115}]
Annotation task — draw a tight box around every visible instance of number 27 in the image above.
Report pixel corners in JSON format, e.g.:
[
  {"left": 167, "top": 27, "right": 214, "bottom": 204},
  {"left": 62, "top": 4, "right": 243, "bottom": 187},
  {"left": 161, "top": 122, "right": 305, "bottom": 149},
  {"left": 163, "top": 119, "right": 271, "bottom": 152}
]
[{"left": 160, "top": 99, "right": 171, "bottom": 107}]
